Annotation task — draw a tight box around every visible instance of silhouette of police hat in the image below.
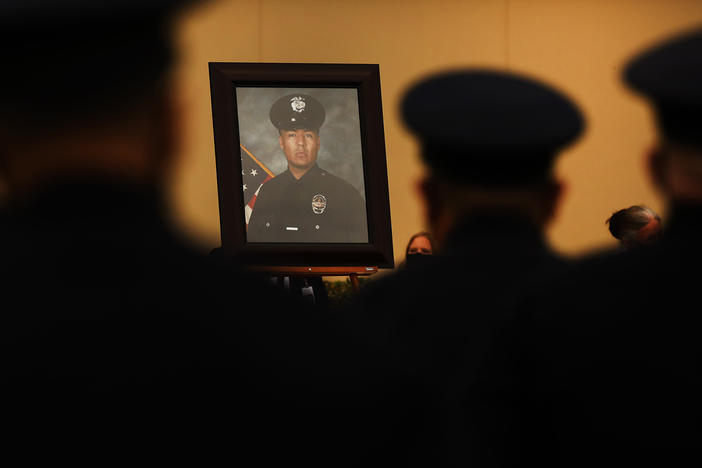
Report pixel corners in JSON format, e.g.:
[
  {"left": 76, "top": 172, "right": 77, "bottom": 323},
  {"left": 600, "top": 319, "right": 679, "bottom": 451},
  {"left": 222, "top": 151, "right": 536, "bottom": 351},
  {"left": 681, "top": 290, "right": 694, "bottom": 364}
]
[
  {"left": 401, "top": 69, "right": 584, "bottom": 185},
  {"left": 270, "top": 94, "right": 326, "bottom": 131},
  {"left": 0, "top": 0, "right": 199, "bottom": 120},
  {"left": 624, "top": 26, "right": 702, "bottom": 146}
]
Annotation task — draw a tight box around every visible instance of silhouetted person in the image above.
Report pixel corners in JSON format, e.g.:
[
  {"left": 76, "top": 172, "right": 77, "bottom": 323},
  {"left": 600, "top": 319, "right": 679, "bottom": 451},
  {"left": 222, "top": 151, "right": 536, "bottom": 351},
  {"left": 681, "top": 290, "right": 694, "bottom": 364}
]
[
  {"left": 605, "top": 204, "right": 662, "bottom": 249},
  {"left": 470, "top": 26, "right": 702, "bottom": 468},
  {"left": 347, "top": 68, "right": 585, "bottom": 466},
  {"left": 0, "top": 2, "right": 417, "bottom": 465}
]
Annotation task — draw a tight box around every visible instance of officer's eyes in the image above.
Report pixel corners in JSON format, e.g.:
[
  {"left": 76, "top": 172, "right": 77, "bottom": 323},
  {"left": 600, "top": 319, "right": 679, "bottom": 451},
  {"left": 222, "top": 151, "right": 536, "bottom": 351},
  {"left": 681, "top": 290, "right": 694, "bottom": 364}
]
[{"left": 286, "top": 131, "right": 315, "bottom": 139}]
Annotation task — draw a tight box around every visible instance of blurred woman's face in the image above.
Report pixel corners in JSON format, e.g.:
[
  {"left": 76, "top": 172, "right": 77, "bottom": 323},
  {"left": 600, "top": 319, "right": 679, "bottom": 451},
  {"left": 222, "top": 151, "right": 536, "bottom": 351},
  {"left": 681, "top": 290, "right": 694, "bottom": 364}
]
[{"left": 407, "top": 235, "right": 433, "bottom": 255}]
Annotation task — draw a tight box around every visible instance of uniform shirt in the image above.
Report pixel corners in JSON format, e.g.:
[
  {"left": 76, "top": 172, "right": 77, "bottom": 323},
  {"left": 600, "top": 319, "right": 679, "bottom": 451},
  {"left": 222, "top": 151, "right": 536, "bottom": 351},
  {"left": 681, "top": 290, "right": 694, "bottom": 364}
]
[
  {"left": 346, "top": 212, "right": 570, "bottom": 467},
  {"left": 0, "top": 176, "right": 418, "bottom": 467},
  {"left": 468, "top": 203, "right": 702, "bottom": 468},
  {"left": 247, "top": 164, "right": 368, "bottom": 243}
]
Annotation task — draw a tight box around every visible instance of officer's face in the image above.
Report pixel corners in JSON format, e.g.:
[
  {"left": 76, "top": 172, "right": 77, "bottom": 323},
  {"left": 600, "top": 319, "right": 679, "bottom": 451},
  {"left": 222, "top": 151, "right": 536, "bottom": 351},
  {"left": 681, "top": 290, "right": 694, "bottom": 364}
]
[{"left": 279, "top": 128, "right": 320, "bottom": 172}]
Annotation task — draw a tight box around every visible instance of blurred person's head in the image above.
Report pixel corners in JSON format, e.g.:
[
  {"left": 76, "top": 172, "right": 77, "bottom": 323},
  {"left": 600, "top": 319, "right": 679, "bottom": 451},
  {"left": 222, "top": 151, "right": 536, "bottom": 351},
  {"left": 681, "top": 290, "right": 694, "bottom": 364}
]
[
  {"left": 400, "top": 69, "right": 584, "bottom": 246},
  {"left": 406, "top": 231, "right": 435, "bottom": 256},
  {"left": 0, "top": 0, "right": 200, "bottom": 200},
  {"left": 606, "top": 205, "right": 662, "bottom": 249},
  {"left": 402, "top": 231, "right": 435, "bottom": 269},
  {"left": 623, "top": 27, "right": 702, "bottom": 206}
]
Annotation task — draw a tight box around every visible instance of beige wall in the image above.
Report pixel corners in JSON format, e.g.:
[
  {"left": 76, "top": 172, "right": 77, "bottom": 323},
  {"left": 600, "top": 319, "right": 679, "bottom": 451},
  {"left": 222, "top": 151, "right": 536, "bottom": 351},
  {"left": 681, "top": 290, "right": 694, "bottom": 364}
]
[{"left": 170, "top": 0, "right": 702, "bottom": 265}]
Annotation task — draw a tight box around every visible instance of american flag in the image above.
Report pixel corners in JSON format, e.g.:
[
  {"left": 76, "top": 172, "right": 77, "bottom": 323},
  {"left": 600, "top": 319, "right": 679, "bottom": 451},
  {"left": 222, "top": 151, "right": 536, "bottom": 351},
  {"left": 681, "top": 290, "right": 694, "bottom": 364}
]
[{"left": 240, "top": 144, "right": 274, "bottom": 227}]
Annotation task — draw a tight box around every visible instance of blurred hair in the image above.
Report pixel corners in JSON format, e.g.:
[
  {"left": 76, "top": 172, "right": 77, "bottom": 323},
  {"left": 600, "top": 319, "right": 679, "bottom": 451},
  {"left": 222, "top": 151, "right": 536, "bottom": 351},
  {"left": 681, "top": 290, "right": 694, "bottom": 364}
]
[{"left": 605, "top": 205, "right": 661, "bottom": 245}]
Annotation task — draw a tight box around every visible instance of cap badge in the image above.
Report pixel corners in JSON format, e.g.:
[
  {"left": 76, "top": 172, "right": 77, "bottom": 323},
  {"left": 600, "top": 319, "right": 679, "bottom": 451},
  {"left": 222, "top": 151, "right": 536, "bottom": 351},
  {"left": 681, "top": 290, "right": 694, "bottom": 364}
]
[
  {"left": 312, "top": 194, "right": 327, "bottom": 214},
  {"left": 290, "top": 96, "right": 306, "bottom": 113}
]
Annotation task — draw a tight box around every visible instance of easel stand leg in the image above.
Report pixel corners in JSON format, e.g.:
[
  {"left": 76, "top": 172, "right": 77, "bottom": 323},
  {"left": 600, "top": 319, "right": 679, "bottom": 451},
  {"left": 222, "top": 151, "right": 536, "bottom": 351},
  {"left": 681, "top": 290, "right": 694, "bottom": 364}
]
[{"left": 349, "top": 273, "right": 360, "bottom": 292}]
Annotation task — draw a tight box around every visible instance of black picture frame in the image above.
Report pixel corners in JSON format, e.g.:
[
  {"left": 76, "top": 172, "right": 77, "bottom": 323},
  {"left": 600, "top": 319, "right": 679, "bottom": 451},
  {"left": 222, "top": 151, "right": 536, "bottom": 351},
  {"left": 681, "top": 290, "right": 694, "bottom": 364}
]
[{"left": 208, "top": 62, "right": 394, "bottom": 268}]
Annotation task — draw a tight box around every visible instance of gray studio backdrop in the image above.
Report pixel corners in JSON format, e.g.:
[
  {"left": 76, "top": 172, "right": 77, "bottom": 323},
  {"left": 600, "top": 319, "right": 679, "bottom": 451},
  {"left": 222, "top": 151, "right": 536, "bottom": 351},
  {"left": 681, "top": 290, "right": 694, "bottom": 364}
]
[{"left": 235, "top": 87, "right": 366, "bottom": 199}]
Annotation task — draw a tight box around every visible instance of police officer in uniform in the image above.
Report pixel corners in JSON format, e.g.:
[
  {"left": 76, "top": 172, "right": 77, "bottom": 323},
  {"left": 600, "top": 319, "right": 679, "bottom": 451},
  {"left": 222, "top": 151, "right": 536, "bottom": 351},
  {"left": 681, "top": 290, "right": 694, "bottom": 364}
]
[
  {"left": 347, "top": 69, "right": 585, "bottom": 466},
  {"left": 466, "top": 27, "right": 702, "bottom": 468},
  {"left": 0, "top": 2, "right": 417, "bottom": 466},
  {"left": 247, "top": 94, "right": 369, "bottom": 243}
]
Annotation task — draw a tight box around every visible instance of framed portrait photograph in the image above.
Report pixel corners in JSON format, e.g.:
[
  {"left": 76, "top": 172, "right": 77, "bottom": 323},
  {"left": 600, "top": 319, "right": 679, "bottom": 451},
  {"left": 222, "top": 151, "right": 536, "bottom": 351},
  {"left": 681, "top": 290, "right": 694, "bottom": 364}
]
[{"left": 208, "top": 62, "right": 394, "bottom": 268}]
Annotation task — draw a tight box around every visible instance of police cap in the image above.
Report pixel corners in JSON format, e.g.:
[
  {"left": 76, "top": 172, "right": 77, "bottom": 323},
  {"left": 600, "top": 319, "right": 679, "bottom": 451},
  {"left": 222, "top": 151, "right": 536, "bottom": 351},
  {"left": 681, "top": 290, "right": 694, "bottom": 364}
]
[
  {"left": 0, "top": 0, "right": 199, "bottom": 121},
  {"left": 401, "top": 69, "right": 584, "bottom": 186},
  {"left": 623, "top": 26, "right": 702, "bottom": 146},
  {"left": 270, "top": 94, "right": 326, "bottom": 132}
]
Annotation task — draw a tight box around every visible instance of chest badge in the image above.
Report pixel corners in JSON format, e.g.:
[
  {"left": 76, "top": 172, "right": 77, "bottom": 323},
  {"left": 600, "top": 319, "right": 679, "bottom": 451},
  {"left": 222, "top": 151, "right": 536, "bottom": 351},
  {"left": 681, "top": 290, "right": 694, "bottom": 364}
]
[{"left": 312, "top": 194, "right": 327, "bottom": 214}]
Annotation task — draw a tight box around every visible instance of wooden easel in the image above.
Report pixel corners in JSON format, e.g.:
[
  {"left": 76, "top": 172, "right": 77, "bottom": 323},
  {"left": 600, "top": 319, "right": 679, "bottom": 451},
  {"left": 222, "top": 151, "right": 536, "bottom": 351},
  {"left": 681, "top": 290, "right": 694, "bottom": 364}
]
[{"left": 248, "top": 266, "right": 378, "bottom": 292}]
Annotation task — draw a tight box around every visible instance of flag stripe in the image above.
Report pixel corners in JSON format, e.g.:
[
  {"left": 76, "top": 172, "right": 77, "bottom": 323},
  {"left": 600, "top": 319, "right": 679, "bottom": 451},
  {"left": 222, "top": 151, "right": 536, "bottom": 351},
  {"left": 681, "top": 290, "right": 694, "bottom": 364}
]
[
  {"left": 240, "top": 144, "right": 275, "bottom": 178},
  {"left": 241, "top": 145, "right": 274, "bottom": 228}
]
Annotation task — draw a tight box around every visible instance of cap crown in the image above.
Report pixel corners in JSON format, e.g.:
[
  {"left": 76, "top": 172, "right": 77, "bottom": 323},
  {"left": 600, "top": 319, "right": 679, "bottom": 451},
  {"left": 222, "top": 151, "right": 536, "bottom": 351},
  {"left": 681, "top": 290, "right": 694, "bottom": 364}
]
[
  {"left": 270, "top": 94, "right": 326, "bottom": 131},
  {"left": 401, "top": 69, "right": 584, "bottom": 185},
  {"left": 623, "top": 26, "right": 702, "bottom": 146}
]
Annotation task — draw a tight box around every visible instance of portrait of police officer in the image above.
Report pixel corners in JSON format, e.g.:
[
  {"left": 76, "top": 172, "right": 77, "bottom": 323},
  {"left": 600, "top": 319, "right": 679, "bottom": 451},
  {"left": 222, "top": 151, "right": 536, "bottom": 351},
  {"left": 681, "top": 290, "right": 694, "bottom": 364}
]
[{"left": 246, "top": 94, "right": 369, "bottom": 243}]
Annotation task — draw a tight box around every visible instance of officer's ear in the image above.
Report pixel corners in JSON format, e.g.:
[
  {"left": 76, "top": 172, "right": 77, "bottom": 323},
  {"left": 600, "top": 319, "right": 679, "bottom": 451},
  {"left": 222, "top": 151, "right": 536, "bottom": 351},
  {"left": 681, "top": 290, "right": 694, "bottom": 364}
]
[
  {"left": 0, "top": 125, "right": 10, "bottom": 179},
  {"left": 417, "top": 175, "right": 439, "bottom": 224},
  {"left": 417, "top": 174, "right": 453, "bottom": 244},
  {"left": 647, "top": 144, "right": 668, "bottom": 194},
  {"left": 540, "top": 178, "right": 566, "bottom": 226},
  {"left": 278, "top": 131, "right": 285, "bottom": 150},
  {"left": 140, "top": 79, "right": 183, "bottom": 186}
]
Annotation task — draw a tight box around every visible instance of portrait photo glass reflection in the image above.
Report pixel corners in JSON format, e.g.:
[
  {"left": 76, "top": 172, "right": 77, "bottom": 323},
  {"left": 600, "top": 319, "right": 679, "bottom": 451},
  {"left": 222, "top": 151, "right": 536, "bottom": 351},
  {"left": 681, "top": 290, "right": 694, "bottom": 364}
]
[{"left": 236, "top": 87, "right": 369, "bottom": 244}]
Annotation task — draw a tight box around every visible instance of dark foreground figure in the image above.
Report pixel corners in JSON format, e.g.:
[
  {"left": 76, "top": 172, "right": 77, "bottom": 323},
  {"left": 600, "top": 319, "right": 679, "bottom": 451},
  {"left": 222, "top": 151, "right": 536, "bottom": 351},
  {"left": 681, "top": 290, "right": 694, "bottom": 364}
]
[
  {"left": 1, "top": 179, "right": 420, "bottom": 465},
  {"left": 0, "top": 1, "right": 426, "bottom": 465},
  {"left": 468, "top": 26, "right": 702, "bottom": 468},
  {"left": 349, "top": 68, "right": 585, "bottom": 466}
]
